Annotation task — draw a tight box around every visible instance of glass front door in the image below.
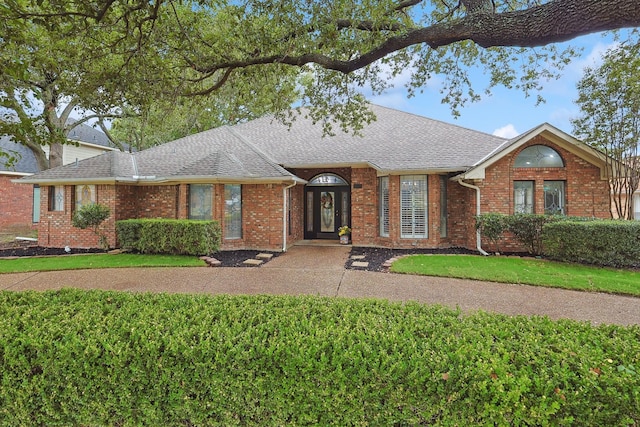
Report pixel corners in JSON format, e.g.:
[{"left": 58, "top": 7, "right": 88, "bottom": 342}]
[{"left": 305, "top": 186, "right": 350, "bottom": 239}]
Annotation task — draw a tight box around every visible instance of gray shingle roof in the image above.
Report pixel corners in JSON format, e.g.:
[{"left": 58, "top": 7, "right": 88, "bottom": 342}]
[
  {"left": 0, "top": 136, "right": 39, "bottom": 174},
  {"left": 18, "top": 105, "right": 510, "bottom": 184},
  {"left": 66, "top": 120, "right": 126, "bottom": 150},
  {"left": 235, "top": 104, "right": 507, "bottom": 172},
  {"left": 1, "top": 122, "right": 118, "bottom": 174}
]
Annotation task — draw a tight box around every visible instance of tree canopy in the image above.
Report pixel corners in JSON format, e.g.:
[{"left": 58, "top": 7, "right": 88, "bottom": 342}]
[
  {"left": 2, "top": 0, "right": 640, "bottom": 166},
  {"left": 572, "top": 41, "right": 640, "bottom": 220}
]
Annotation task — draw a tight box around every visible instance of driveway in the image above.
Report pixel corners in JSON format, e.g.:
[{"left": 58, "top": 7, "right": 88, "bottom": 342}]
[{"left": 1, "top": 245, "right": 638, "bottom": 326}]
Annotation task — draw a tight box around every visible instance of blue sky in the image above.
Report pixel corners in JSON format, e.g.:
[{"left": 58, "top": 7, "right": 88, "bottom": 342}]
[{"left": 367, "top": 33, "right": 619, "bottom": 139}]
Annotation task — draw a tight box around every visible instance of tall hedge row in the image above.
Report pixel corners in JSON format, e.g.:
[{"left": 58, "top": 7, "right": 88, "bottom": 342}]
[
  {"left": 475, "top": 214, "right": 640, "bottom": 267},
  {"left": 543, "top": 220, "right": 640, "bottom": 268},
  {"left": 116, "top": 219, "right": 221, "bottom": 256},
  {"left": 1, "top": 290, "right": 638, "bottom": 426}
]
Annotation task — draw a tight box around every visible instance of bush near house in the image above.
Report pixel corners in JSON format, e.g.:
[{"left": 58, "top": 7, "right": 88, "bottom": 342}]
[
  {"left": 476, "top": 214, "right": 598, "bottom": 257},
  {"left": 116, "top": 219, "right": 221, "bottom": 256},
  {"left": 72, "top": 203, "right": 111, "bottom": 250},
  {"left": 543, "top": 220, "right": 640, "bottom": 269},
  {"left": 0, "top": 291, "right": 638, "bottom": 426}
]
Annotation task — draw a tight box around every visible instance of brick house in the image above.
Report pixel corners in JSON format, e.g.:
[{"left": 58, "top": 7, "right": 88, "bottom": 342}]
[
  {"left": 1, "top": 124, "right": 124, "bottom": 233},
  {"left": 16, "top": 105, "right": 613, "bottom": 252}
]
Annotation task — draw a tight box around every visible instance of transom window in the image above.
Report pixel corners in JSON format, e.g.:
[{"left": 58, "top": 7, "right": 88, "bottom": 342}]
[
  {"left": 515, "top": 145, "right": 564, "bottom": 168},
  {"left": 308, "top": 173, "right": 347, "bottom": 186}
]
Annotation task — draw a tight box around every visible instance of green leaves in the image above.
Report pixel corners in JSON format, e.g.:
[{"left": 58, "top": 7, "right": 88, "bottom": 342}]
[{"left": 0, "top": 290, "right": 639, "bottom": 425}]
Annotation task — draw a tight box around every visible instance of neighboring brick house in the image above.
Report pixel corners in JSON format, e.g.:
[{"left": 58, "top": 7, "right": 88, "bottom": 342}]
[
  {"left": 17, "top": 105, "right": 613, "bottom": 252},
  {"left": 1, "top": 124, "right": 124, "bottom": 232}
]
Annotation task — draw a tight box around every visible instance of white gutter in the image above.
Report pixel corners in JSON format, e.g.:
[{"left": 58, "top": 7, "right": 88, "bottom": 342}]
[
  {"left": 282, "top": 181, "right": 297, "bottom": 252},
  {"left": 456, "top": 179, "right": 489, "bottom": 256}
]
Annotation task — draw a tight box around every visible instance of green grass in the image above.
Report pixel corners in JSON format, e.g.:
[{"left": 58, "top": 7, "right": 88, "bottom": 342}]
[
  {"left": 0, "top": 253, "right": 205, "bottom": 273},
  {"left": 392, "top": 254, "right": 640, "bottom": 296}
]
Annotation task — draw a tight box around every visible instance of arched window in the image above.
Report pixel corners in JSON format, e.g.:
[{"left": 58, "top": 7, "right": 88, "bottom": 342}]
[
  {"left": 308, "top": 173, "right": 348, "bottom": 186},
  {"left": 515, "top": 145, "right": 564, "bottom": 168}
]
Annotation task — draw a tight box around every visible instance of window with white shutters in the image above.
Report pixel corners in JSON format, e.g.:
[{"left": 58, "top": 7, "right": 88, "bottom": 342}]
[{"left": 400, "top": 175, "right": 428, "bottom": 238}]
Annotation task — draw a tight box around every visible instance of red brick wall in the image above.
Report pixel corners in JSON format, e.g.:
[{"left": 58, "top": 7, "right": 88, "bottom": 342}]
[
  {"left": 447, "top": 179, "right": 478, "bottom": 250},
  {"left": 349, "top": 169, "right": 455, "bottom": 249},
  {"left": 38, "top": 185, "right": 117, "bottom": 248},
  {"left": 222, "top": 183, "right": 285, "bottom": 250},
  {"left": 476, "top": 136, "right": 611, "bottom": 252},
  {"left": 0, "top": 175, "right": 36, "bottom": 230},
  {"left": 39, "top": 183, "right": 292, "bottom": 251}
]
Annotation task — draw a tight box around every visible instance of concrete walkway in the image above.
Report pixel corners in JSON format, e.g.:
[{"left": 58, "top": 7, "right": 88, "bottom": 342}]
[{"left": 1, "top": 245, "right": 638, "bottom": 326}]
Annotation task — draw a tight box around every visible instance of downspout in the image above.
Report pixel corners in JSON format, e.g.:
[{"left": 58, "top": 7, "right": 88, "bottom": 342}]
[
  {"left": 282, "top": 181, "right": 297, "bottom": 252},
  {"left": 457, "top": 179, "right": 489, "bottom": 256}
]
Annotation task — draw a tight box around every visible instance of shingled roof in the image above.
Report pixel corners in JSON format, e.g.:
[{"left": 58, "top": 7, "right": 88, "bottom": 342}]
[
  {"left": 18, "top": 105, "right": 509, "bottom": 185},
  {"left": 1, "top": 122, "right": 121, "bottom": 175},
  {"left": 238, "top": 104, "right": 506, "bottom": 172}
]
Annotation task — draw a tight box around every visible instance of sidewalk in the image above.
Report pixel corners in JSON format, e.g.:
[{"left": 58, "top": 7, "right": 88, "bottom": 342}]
[{"left": 1, "top": 245, "right": 638, "bottom": 326}]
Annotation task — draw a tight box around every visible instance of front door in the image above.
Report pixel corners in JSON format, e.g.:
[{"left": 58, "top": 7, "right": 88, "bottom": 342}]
[{"left": 304, "top": 186, "right": 350, "bottom": 239}]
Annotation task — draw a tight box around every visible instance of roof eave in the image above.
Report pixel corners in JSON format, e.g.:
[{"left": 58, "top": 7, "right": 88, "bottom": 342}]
[
  {"left": 282, "top": 162, "right": 370, "bottom": 169},
  {"left": 374, "top": 167, "right": 468, "bottom": 176},
  {"left": 14, "top": 177, "right": 119, "bottom": 185}
]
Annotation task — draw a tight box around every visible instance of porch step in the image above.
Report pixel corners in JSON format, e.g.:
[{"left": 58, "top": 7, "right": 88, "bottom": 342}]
[
  {"left": 382, "top": 257, "right": 400, "bottom": 269},
  {"left": 351, "top": 261, "right": 369, "bottom": 268},
  {"left": 200, "top": 256, "right": 222, "bottom": 267}
]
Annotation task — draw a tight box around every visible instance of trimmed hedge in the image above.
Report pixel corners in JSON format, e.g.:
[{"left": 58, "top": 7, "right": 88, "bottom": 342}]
[
  {"left": 116, "top": 219, "right": 221, "bottom": 256},
  {"left": 1, "top": 290, "right": 638, "bottom": 426},
  {"left": 543, "top": 220, "right": 640, "bottom": 268}
]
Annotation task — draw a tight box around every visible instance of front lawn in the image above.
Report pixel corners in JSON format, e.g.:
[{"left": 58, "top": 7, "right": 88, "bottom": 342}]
[
  {"left": 391, "top": 254, "right": 640, "bottom": 296},
  {"left": 0, "top": 253, "right": 205, "bottom": 273},
  {"left": 0, "top": 290, "right": 638, "bottom": 425}
]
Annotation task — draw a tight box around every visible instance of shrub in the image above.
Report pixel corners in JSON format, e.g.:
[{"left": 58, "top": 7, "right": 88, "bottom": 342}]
[
  {"left": 504, "top": 214, "right": 563, "bottom": 255},
  {"left": 0, "top": 290, "right": 638, "bottom": 426},
  {"left": 72, "top": 203, "right": 111, "bottom": 249},
  {"left": 475, "top": 213, "right": 508, "bottom": 252},
  {"left": 116, "top": 219, "right": 221, "bottom": 255},
  {"left": 543, "top": 219, "right": 640, "bottom": 268}
]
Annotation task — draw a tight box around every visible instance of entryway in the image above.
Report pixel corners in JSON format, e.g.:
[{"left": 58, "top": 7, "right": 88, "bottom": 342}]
[{"left": 304, "top": 173, "right": 351, "bottom": 240}]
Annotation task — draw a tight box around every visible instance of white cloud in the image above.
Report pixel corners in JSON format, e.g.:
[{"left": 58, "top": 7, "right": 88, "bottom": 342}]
[{"left": 493, "top": 124, "right": 519, "bottom": 138}]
